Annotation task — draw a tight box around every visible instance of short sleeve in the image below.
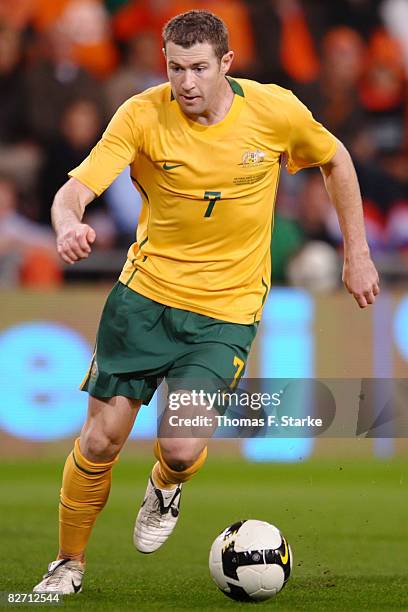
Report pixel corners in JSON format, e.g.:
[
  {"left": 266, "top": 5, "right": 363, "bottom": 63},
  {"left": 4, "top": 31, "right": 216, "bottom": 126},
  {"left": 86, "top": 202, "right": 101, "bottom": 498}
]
[
  {"left": 68, "top": 100, "right": 140, "bottom": 196},
  {"left": 284, "top": 92, "right": 337, "bottom": 174}
]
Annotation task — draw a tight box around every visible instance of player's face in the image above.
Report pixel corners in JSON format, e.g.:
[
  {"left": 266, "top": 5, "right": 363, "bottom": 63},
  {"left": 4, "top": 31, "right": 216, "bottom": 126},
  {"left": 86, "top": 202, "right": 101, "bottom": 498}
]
[{"left": 165, "top": 41, "right": 234, "bottom": 119}]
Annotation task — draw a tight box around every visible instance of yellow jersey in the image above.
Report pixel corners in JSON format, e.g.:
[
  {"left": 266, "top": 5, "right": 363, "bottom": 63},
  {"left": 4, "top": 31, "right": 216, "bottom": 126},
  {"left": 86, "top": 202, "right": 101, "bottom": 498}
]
[{"left": 69, "top": 77, "right": 337, "bottom": 324}]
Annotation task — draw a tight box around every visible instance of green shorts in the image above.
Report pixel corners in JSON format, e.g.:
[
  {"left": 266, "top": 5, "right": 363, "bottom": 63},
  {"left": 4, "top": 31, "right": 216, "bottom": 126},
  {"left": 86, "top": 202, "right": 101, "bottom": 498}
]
[{"left": 81, "top": 282, "right": 258, "bottom": 406}]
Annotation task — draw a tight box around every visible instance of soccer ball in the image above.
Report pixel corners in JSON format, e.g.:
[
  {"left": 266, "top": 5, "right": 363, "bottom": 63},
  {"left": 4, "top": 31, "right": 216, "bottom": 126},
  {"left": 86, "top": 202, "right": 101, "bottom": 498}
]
[
  {"left": 287, "top": 240, "right": 340, "bottom": 292},
  {"left": 209, "top": 519, "right": 292, "bottom": 602}
]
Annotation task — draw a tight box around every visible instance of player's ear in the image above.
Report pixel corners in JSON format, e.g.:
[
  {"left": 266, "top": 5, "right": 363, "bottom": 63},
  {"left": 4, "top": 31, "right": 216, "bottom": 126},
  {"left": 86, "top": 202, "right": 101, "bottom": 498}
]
[
  {"left": 220, "top": 50, "right": 234, "bottom": 75},
  {"left": 162, "top": 46, "right": 166, "bottom": 59}
]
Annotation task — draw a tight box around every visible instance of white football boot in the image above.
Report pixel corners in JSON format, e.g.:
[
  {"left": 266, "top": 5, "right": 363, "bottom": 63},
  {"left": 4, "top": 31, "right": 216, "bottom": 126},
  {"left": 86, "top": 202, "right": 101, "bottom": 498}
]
[
  {"left": 33, "top": 559, "right": 84, "bottom": 594},
  {"left": 134, "top": 476, "right": 182, "bottom": 553}
]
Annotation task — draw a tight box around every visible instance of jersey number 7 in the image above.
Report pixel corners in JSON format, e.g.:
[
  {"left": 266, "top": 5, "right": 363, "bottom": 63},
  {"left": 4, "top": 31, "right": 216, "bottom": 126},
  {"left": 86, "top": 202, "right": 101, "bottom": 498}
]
[{"left": 203, "top": 191, "right": 222, "bottom": 217}]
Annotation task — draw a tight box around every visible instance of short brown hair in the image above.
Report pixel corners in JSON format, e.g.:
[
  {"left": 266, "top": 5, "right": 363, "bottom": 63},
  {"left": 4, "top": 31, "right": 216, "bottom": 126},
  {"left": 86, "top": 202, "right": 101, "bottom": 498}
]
[{"left": 163, "top": 10, "right": 229, "bottom": 61}]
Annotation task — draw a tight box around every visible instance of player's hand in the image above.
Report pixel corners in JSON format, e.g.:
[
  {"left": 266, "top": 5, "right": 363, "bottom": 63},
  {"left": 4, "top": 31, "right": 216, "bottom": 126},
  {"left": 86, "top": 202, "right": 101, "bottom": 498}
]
[
  {"left": 342, "top": 252, "right": 380, "bottom": 308},
  {"left": 56, "top": 223, "right": 96, "bottom": 264}
]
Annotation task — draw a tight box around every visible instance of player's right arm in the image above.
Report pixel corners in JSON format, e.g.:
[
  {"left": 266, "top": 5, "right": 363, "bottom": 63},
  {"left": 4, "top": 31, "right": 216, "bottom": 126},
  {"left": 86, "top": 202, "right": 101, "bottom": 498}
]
[
  {"left": 52, "top": 177, "right": 96, "bottom": 264},
  {"left": 53, "top": 98, "right": 142, "bottom": 264}
]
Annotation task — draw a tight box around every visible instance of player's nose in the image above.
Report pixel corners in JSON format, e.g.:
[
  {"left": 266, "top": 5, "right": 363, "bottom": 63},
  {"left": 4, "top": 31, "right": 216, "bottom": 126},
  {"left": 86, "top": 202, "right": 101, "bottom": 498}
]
[{"left": 180, "top": 69, "right": 195, "bottom": 91}]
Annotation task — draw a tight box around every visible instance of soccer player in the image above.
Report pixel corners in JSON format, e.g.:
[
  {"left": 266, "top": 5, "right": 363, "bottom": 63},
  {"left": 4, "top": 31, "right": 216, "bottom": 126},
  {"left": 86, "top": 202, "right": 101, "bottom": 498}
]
[{"left": 33, "top": 10, "right": 379, "bottom": 594}]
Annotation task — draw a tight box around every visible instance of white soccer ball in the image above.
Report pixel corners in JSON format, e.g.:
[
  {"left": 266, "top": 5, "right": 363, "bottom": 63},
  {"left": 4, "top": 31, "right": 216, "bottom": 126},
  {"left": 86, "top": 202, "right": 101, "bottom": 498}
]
[
  {"left": 209, "top": 519, "right": 292, "bottom": 602},
  {"left": 287, "top": 240, "right": 340, "bottom": 292}
]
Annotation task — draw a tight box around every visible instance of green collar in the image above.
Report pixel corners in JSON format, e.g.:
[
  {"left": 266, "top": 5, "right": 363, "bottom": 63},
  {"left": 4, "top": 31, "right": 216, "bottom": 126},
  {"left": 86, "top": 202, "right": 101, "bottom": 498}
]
[{"left": 226, "top": 76, "right": 244, "bottom": 97}]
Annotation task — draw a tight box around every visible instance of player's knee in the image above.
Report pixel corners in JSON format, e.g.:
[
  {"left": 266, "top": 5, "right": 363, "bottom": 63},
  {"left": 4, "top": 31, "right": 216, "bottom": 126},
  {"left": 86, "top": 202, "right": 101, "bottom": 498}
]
[
  {"left": 160, "top": 441, "right": 202, "bottom": 471},
  {"left": 81, "top": 430, "right": 122, "bottom": 462},
  {"left": 168, "top": 457, "right": 193, "bottom": 472}
]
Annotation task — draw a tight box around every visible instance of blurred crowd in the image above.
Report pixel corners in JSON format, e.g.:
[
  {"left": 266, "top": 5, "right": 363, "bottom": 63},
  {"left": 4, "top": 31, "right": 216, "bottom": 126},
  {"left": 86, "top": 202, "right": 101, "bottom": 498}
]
[{"left": 0, "top": 0, "right": 408, "bottom": 288}]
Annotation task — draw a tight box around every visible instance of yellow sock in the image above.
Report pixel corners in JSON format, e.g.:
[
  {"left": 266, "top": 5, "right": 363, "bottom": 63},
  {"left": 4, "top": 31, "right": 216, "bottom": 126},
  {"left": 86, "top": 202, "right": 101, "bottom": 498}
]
[
  {"left": 58, "top": 438, "right": 117, "bottom": 560},
  {"left": 152, "top": 440, "right": 208, "bottom": 489}
]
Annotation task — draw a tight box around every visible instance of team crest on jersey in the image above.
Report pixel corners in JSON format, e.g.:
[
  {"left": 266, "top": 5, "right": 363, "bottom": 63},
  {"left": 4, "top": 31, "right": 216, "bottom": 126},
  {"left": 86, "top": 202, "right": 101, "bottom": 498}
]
[{"left": 240, "top": 149, "right": 265, "bottom": 167}]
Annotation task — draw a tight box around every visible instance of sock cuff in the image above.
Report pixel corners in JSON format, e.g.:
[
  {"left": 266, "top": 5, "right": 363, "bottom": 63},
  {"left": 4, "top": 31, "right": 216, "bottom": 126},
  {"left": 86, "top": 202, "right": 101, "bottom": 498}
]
[
  {"left": 154, "top": 440, "right": 208, "bottom": 484},
  {"left": 73, "top": 438, "right": 118, "bottom": 475}
]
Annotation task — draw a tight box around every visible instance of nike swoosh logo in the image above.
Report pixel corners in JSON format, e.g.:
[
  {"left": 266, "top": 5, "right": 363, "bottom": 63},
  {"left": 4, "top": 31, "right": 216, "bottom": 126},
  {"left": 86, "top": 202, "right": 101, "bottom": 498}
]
[
  {"left": 279, "top": 537, "right": 289, "bottom": 564},
  {"left": 71, "top": 580, "right": 82, "bottom": 593},
  {"left": 162, "top": 162, "right": 184, "bottom": 170}
]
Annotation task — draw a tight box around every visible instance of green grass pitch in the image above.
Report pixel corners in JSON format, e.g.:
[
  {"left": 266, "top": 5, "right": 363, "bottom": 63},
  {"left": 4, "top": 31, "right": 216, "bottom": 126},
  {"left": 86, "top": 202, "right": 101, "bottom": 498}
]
[{"left": 0, "top": 455, "right": 407, "bottom": 610}]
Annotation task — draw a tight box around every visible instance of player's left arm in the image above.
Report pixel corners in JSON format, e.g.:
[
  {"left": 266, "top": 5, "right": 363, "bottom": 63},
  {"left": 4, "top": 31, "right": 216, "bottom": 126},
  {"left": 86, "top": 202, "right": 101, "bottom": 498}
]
[{"left": 320, "top": 139, "right": 380, "bottom": 308}]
